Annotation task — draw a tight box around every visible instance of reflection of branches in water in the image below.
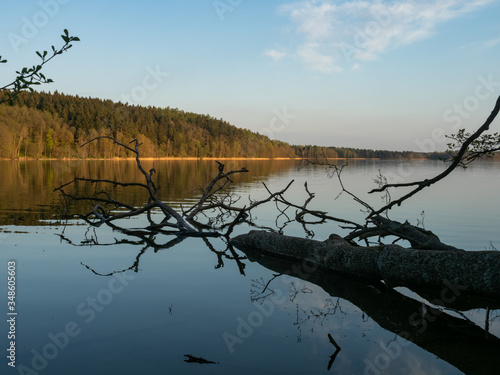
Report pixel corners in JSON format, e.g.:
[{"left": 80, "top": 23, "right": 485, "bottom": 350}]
[
  {"left": 203, "top": 237, "right": 247, "bottom": 276},
  {"left": 289, "top": 281, "right": 313, "bottom": 302},
  {"left": 250, "top": 275, "right": 281, "bottom": 303},
  {"left": 489, "top": 309, "right": 500, "bottom": 324},
  {"left": 327, "top": 333, "right": 341, "bottom": 371},
  {"left": 58, "top": 224, "right": 247, "bottom": 277},
  {"left": 294, "top": 304, "right": 308, "bottom": 343},
  {"left": 81, "top": 245, "right": 148, "bottom": 276},
  {"left": 250, "top": 275, "right": 315, "bottom": 305},
  {"left": 411, "top": 295, "right": 500, "bottom": 340},
  {"left": 294, "top": 298, "right": 345, "bottom": 343},
  {"left": 310, "top": 299, "right": 345, "bottom": 326}
]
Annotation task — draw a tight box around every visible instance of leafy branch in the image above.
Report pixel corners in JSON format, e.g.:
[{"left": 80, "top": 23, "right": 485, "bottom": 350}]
[
  {"left": 446, "top": 129, "right": 500, "bottom": 167},
  {"left": 0, "top": 29, "right": 80, "bottom": 105}
]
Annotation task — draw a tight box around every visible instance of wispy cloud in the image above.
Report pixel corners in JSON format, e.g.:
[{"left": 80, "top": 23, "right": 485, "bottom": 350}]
[
  {"left": 465, "top": 35, "right": 500, "bottom": 50},
  {"left": 296, "top": 42, "right": 343, "bottom": 72},
  {"left": 482, "top": 36, "right": 500, "bottom": 49},
  {"left": 268, "top": 0, "right": 493, "bottom": 73},
  {"left": 264, "top": 49, "right": 287, "bottom": 61}
]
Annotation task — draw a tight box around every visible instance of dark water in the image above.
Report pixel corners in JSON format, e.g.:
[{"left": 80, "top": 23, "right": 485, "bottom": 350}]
[{"left": 1, "top": 159, "right": 499, "bottom": 374}]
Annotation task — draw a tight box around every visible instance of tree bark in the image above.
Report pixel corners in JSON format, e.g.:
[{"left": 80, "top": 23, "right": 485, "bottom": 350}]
[{"left": 231, "top": 230, "right": 500, "bottom": 298}]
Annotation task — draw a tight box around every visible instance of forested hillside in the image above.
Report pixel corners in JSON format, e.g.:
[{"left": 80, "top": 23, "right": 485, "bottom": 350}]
[{"left": 0, "top": 91, "right": 432, "bottom": 159}]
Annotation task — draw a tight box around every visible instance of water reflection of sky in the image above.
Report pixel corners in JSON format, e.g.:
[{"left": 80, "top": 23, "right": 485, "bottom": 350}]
[
  {"left": 1, "top": 160, "right": 499, "bottom": 374},
  {"left": 0, "top": 225, "right": 477, "bottom": 374}
]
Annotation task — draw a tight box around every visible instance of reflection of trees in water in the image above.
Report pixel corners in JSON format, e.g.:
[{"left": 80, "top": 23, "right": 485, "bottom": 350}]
[{"left": 0, "top": 159, "right": 300, "bottom": 225}]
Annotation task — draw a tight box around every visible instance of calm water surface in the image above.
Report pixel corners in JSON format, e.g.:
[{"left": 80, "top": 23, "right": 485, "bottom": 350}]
[{"left": 0, "top": 159, "right": 499, "bottom": 374}]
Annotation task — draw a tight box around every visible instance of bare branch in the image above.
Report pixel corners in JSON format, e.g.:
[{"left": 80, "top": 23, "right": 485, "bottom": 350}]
[
  {"left": 184, "top": 161, "right": 248, "bottom": 221},
  {"left": 366, "top": 95, "right": 500, "bottom": 218},
  {"left": 57, "top": 136, "right": 198, "bottom": 234}
]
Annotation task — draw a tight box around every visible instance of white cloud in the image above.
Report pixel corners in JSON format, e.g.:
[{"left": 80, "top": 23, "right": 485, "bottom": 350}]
[
  {"left": 462, "top": 35, "right": 500, "bottom": 50},
  {"left": 296, "top": 42, "right": 343, "bottom": 73},
  {"left": 275, "top": 0, "right": 494, "bottom": 73},
  {"left": 483, "top": 36, "right": 500, "bottom": 49},
  {"left": 264, "top": 49, "right": 287, "bottom": 61}
]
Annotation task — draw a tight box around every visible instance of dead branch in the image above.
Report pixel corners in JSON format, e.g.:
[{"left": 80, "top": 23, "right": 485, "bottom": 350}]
[
  {"left": 367, "top": 95, "right": 500, "bottom": 218},
  {"left": 57, "top": 136, "right": 201, "bottom": 235},
  {"left": 372, "top": 216, "right": 462, "bottom": 251},
  {"left": 183, "top": 161, "right": 248, "bottom": 220}
]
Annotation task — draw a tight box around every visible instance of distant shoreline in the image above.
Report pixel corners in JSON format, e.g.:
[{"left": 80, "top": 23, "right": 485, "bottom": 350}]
[
  {"left": 0, "top": 157, "right": 396, "bottom": 161},
  {"left": 3, "top": 155, "right": 499, "bottom": 162}
]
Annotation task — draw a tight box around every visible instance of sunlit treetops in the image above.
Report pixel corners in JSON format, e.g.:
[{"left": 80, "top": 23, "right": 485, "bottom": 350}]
[{"left": 0, "top": 90, "right": 435, "bottom": 159}]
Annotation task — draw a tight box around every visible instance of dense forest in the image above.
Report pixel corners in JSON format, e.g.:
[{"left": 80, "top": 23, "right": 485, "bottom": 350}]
[{"left": 0, "top": 90, "right": 438, "bottom": 159}]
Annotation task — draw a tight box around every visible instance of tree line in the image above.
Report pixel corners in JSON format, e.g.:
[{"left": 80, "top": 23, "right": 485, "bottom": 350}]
[{"left": 0, "top": 90, "right": 439, "bottom": 159}]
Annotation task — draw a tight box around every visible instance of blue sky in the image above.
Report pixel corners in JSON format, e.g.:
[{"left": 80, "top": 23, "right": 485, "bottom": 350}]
[{"left": 1, "top": 0, "right": 500, "bottom": 151}]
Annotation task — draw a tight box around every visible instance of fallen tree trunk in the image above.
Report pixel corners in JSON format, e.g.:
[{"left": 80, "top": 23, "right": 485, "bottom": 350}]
[
  {"left": 230, "top": 230, "right": 500, "bottom": 298},
  {"left": 242, "top": 249, "right": 500, "bottom": 375}
]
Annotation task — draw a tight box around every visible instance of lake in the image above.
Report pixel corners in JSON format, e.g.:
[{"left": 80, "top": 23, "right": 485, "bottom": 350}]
[{"left": 1, "top": 159, "right": 499, "bottom": 374}]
